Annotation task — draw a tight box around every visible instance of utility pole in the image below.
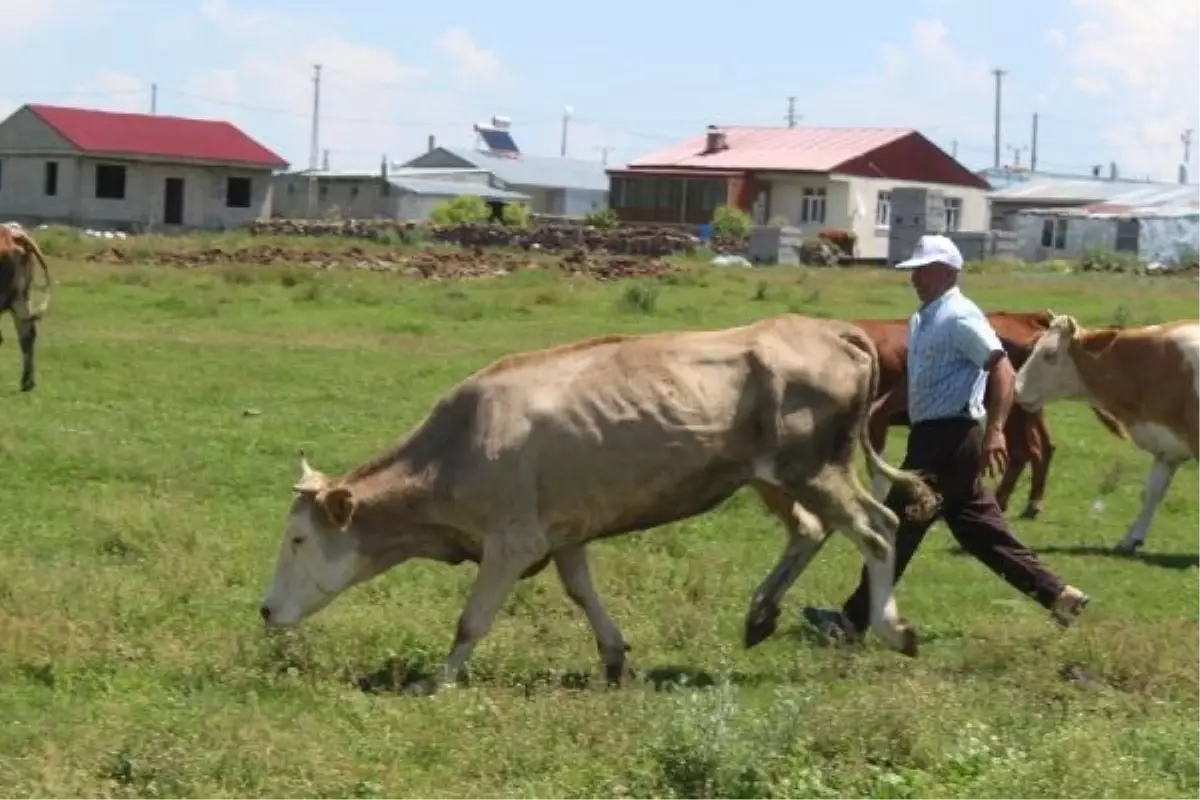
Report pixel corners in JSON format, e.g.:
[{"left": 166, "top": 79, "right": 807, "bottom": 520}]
[
  {"left": 1030, "top": 112, "right": 1039, "bottom": 172},
  {"left": 150, "top": 83, "right": 158, "bottom": 114},
  {"left": 597, "top": 145, "right": 614, "bottom": 166},
  {"left": 786, "top": 96, "right": 797, "bottom": 128},
  {"left": 306, "top": 64, "right": 321, "bottom": 218},
  {"left": 1007, "top": 143, "right": 1028, "bottom": 168},
  {"left": 561, "top": 106, "right": 573, "bottom": 157},
  {"left": 992, "top": 68, "right": 1006, "bottom": 169},
  {"left": 1183, "top": 128, "right": 1194, "bottom": 165},
  {"left": 951, "top": 139, "right": 958, "bottom": 158}
]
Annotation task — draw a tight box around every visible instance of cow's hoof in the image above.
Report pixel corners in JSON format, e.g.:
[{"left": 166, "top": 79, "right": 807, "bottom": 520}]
[
  {"left": 743, "top": 605, "right": 780, "bottom": 649},
  {"left": 1019, "top": 505, "right": 1041, "bottom": 520},
  {"left": 899, "top": 625, "right": 919, "bottom": 658},
  {"left": 1114, "top": 540, "right": 1142, "bottom": 556},
  {"left": 20, "top": 382, "right": 34, "bottom": 393},
  {"left": 604, "top": 660, "right": 626, "bottom": 687}
]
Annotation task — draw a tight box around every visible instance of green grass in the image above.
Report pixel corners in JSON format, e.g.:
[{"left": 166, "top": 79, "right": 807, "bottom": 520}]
[{"left": 0, "top": 251, "right": 1197, "bottom": 798}]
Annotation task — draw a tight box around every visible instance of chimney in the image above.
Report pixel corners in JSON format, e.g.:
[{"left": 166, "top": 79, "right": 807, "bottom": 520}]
[
  {"left": 380, "top": 154, "right": 388, "bottom": 181},
  {"left": 321, "top": 149, "right": 330, "bottom": 171},
  {"left": 702, "top": 125, "right": 729, "bottom": 155},
  {"left": 1109, "top": 161, "right": 1119, "bottom": 181},
  {"left": 427, "top": 134, "right": 436, "bottom": 152},
  {"left": 1179, "top": 163, "right": 1188, "bottom": 185}
]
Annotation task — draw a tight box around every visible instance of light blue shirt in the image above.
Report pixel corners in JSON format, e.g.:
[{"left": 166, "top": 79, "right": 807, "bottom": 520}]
[{"left": 906, "top": 286, "right": 1004, "bottom": 423}]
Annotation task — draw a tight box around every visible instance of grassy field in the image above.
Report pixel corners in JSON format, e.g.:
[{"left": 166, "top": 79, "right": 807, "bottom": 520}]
[{"left": 0, "top": 242, "right": 1197, "bottom": 798}]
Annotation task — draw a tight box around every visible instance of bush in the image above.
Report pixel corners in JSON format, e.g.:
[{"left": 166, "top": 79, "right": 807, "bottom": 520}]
[
  {"left": 711, "top": 205, "right": 752, "bottom": 240},
  {"left": 584, "top": 207, "right": 620, "bottom": 230},
  {"left": 1080, "top": 245, "right": 1143, "bottom": 274},
  {"left": 430, "top": 195, "right": 490, "bottom": 226},
  {"left": 500, "top": 202, "right": 532, "bottom": 229}
]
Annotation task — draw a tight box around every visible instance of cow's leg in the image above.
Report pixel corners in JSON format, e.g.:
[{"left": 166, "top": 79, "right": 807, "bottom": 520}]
[
  {"left": 1022, "top": 412, "right": 1055, "bottom": 519},
  {"left": 430, "top": 531, "right": 548, "bottom": 692},
  {"left": 993, "top": 414, "right": 1028, "bottom": 515},
  {"left": 791, "top": 466, "right": 915, "bottom": 656},
  {"left": 1115, "top": 456, "right": 1180, "bottom": 554},
  {"left": 14, "top": 302, "right": 37, "bottom": 392},
  {"left": 553, "top": 545, "right": 629, "bottom": 685},
  {"left": 866, "top": 400, "right": 892, "bottom": 500},
  {"left": 744, "top": 480, "right": 831, "bottom": 647}
]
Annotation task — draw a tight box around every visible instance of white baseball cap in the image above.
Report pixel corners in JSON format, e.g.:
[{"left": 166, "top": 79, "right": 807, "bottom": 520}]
[{"left": 895, "top": 234, "right": 963, "bottom": 270}]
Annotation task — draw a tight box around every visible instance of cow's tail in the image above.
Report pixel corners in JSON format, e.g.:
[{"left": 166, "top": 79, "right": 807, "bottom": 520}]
[
  {"left": 17, "top": 232, "right": 51, "bottom": 318},
  {"left": 841, "top": 325, "right": 941, "bottom": 523}
]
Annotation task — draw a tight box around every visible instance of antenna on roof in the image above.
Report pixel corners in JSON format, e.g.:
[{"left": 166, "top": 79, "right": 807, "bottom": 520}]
[{"left": 561, "top": 105, "right": 573, "bottom": 157}]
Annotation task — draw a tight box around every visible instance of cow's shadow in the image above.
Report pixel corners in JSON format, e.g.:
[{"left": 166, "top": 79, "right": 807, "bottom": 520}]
[
  {"left": 352, "top": 657, "right": 765, "bottom": 696},
  {"left": 947, "top": 543, "right": 1198, "bottom": 571}
]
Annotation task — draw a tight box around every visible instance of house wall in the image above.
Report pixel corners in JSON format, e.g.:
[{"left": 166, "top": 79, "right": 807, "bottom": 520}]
[
  {"left": 1010, "top": 212, "right": 1115, "bottom": 260},
  {"left": 0, "top": 154, "right": 273, "bottom": 230},
  {"left": 1139, "top": 214, "right": 1200, "bottom": 264},
  {"left": 763, "top": 174, "right": 853, "bottom": 242},
  {"left": 840, "top": 175, "right": 988, "bottom": 259},
  {"left": 0, "top": 107, "right": 77, "bottom": 154},
  {"left": 560, "top": 188, "right": 607, "bottom": 216},
  {"left": 271, "top": 175, "right": 392, "bottom": 219}
]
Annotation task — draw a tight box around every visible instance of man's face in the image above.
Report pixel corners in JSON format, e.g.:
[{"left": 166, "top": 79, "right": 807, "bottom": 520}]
[{"left": 910, "top": 263, "right": 955, "bottom": 303}]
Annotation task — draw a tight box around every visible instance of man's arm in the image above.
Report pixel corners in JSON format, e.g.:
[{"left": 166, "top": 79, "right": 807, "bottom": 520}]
[
  {"left": 982, "top": 350, "right": 1015, "bottom": 434},
  {"left": 954, "top": 313, "right": 1011, "bottom": 433}
]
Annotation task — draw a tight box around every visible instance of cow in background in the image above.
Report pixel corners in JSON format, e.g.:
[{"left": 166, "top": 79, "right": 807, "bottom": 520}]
[{"left": 0, "top": 222, "right": 52, "bottom": 392}]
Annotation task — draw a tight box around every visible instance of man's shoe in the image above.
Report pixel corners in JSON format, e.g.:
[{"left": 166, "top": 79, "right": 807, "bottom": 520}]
[{"left": 1051, "top": 585, "right": 1091, "bottom": 628}]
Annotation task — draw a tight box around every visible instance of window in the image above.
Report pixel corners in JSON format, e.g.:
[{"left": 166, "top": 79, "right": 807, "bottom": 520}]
[
  {"left": 1040, "top": 217, "right": 1068, "bottom": 249},
  {"left": 225, "top": 176, "right": 252, "bottom": 208},
  {"left": 800, "top": 187, "right": 826, "bottom": 224},
  {"left": 875, "top": 191, "right": 891, "bottom": 227},
  {"left": 944, "top": 197, "right": 962, "bottom": 232},
  {"left": 44, "top": 161, "right": 58, "bottom": 196},
  {"left": 95, "top": 164, "right": 126, "bottom": 199},
  {"left": 1115, "top": 219, "right": 1139, "bottom": 252}
]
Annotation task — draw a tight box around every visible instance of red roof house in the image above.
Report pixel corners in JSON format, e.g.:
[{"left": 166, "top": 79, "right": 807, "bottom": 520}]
[
  {"left": 607, "top": 124, "right": 991, "bottom": 257},
  {"left": 0, "top": 103, "right": 290, "bottom": 230}
]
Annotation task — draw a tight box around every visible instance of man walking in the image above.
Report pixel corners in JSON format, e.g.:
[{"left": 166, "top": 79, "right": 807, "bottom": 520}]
[{"left": 803, "top": 234, "right": 1090, "bottom": 643}]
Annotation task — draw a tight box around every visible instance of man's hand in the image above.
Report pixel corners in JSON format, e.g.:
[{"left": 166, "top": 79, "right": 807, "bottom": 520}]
[{"left": 981, "top": 424, "right": 1009, "bottom": 478}]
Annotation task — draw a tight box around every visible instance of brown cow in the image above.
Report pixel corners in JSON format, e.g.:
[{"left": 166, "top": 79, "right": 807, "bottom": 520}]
[
  {"left": 860, "top": 310, "right": 1122, "bottom": 519},
  {"left": 0, "top": 223, "right": 52, "bottom": 392},
  {"left": 259, "top": 314, "right": 939, "bottom": 693}
]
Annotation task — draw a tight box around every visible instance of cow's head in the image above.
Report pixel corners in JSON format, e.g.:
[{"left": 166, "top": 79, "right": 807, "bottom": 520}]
[
  {"left": 1014, "top": 311, "right": 1085, "bottom": 411},
  {"left": 259, "top": 454, "right": 369, "bottom": 627}
]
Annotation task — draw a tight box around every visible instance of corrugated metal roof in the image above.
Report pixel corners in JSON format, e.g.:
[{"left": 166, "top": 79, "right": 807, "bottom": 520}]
[
  {"left": 388, "top": 177, "right": 529, "bottom": 201},
  {"left": 625, "top": 126, "right": 913, "bottom": 172},
  {"left": 437, "top": 147, "right": 610, "bottom": 192},
  {"left": 988, "top": 172, "right": 1198, "bottom": 208},
  {"left": 25, "top": 103, "right": 289, "bottom": 168}
]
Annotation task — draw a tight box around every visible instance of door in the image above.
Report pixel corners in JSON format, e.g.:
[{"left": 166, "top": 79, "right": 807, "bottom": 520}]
[{"left": 163, "top": 178, "right": 184, "bottom": 225}]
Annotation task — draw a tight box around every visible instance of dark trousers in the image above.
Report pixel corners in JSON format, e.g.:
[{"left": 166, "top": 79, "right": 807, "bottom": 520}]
[{"left": 843, "top": 417, "right": 1065, "bottom": 632}]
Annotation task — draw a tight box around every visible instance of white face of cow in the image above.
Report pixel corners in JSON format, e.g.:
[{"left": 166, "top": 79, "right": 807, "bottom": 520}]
[
  {"left": 259, "top": 458, "right": 368, "bottom": 628},
  {"left": 1014, "top": 313, "right": 1086, "bottom": 411}
]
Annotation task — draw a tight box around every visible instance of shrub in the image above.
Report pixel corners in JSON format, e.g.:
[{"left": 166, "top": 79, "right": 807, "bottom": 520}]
[
  {"left": 584, "top": 207, "right": 620, "bottom": 230},
  {"left": 1080, "top": 245, "right": 1143, "bottom": 274},
  {"left": 430, "top": 195, "right": 490, "bottom": 226},
  {"left": 500, "top": 202, "right": 532, "bottom": 229},
  {"left": 711, "top": 205, "right": 752, "bottom": 239}
]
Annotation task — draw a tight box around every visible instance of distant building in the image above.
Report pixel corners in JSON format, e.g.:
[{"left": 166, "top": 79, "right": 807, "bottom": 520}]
[
  {"left": 608, "top": 125, "right": 991, "bottom": 259},
  {"left": 272, "top": 165, "right": 531, "bottom": 222},
  {"left": 983, "top": 167, "right": 1199, "bottom": 264},
  {"left": 399, "top": 119, "right": 609, "bottom": 217},
  {"left": 0, "top": 103, "right": 288, "bottom": 231}
]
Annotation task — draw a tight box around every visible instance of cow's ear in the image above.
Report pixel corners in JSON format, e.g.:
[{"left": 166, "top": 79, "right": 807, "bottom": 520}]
[
  {"left": 318, "top": 486, "right": 357, "bottom": 530},
  {"left": 292, "top": 451, "right": 328, "bottom": 494}
]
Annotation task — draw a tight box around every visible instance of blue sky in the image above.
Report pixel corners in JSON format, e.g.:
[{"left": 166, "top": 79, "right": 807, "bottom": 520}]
[{"left": 5, "top": 0, "right": 1198, "bottom": 181}]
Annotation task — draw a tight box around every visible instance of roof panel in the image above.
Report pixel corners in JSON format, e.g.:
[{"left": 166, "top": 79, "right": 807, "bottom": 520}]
[
  {"left": 25, "top": 103, "right": 289, "bottom": 168},
  {"left": 989, "top": 174, "right": 1199, "bottom": 208},
  {"left": 436, "top": 147, "right": 609, "bottom": 192},
  {"left": 389, "top": 177, "right": 530, "bottom": 201},
  {"left": 625, "top": 126, "right": 914, "bottom": 172}
]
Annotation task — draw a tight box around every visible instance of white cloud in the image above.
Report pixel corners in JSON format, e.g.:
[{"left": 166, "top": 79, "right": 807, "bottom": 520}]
[
  {"left": 814, "top": 17, "right": 993, "bottom": 146},
  {"left": 434, "top": 28, "right": 504, "bottom": 89},
  {"left": 0, "top": 0, "right": 64, "bottom": 34},
  {"left": 1062, "top": 0, "right": 1199, "bottom": 179},
  {"left": 171, "top": 8, "right": 507, "bottom": 169}
]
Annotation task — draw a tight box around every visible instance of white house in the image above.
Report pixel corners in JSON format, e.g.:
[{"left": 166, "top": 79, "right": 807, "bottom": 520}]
[
  {"left": 607, "top": 125, "right": 992, "bottom": 259},
  {"left": 0, "top": 103, "right": 289, "bottom": 231}
]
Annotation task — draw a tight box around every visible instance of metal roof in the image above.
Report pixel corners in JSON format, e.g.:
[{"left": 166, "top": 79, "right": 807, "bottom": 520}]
[
  {"left": 24, "top": 103, "right": 289, "bottom": 168},
  {"left": 435, "top": 147, "right": 610, "bottom": 192},
  {"left": 387, "top": 177, "right": 529, "bottom": 201},
  {"left": 987, "top": 171, "right": 1199, "bottom": 210},
  {"left": 625, "top": 126, "right": 913, "bottom": 172}
]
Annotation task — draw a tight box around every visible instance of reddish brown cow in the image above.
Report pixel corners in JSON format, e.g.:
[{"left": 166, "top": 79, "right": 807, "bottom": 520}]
[{"left": 858, "top": 310, "right": 1122, "bottom": 519}]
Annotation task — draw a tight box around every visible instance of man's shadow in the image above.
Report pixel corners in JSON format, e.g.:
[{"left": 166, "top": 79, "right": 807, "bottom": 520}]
[{"left": 947, "top": 543, "right": 1198, "bottom": 571}]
